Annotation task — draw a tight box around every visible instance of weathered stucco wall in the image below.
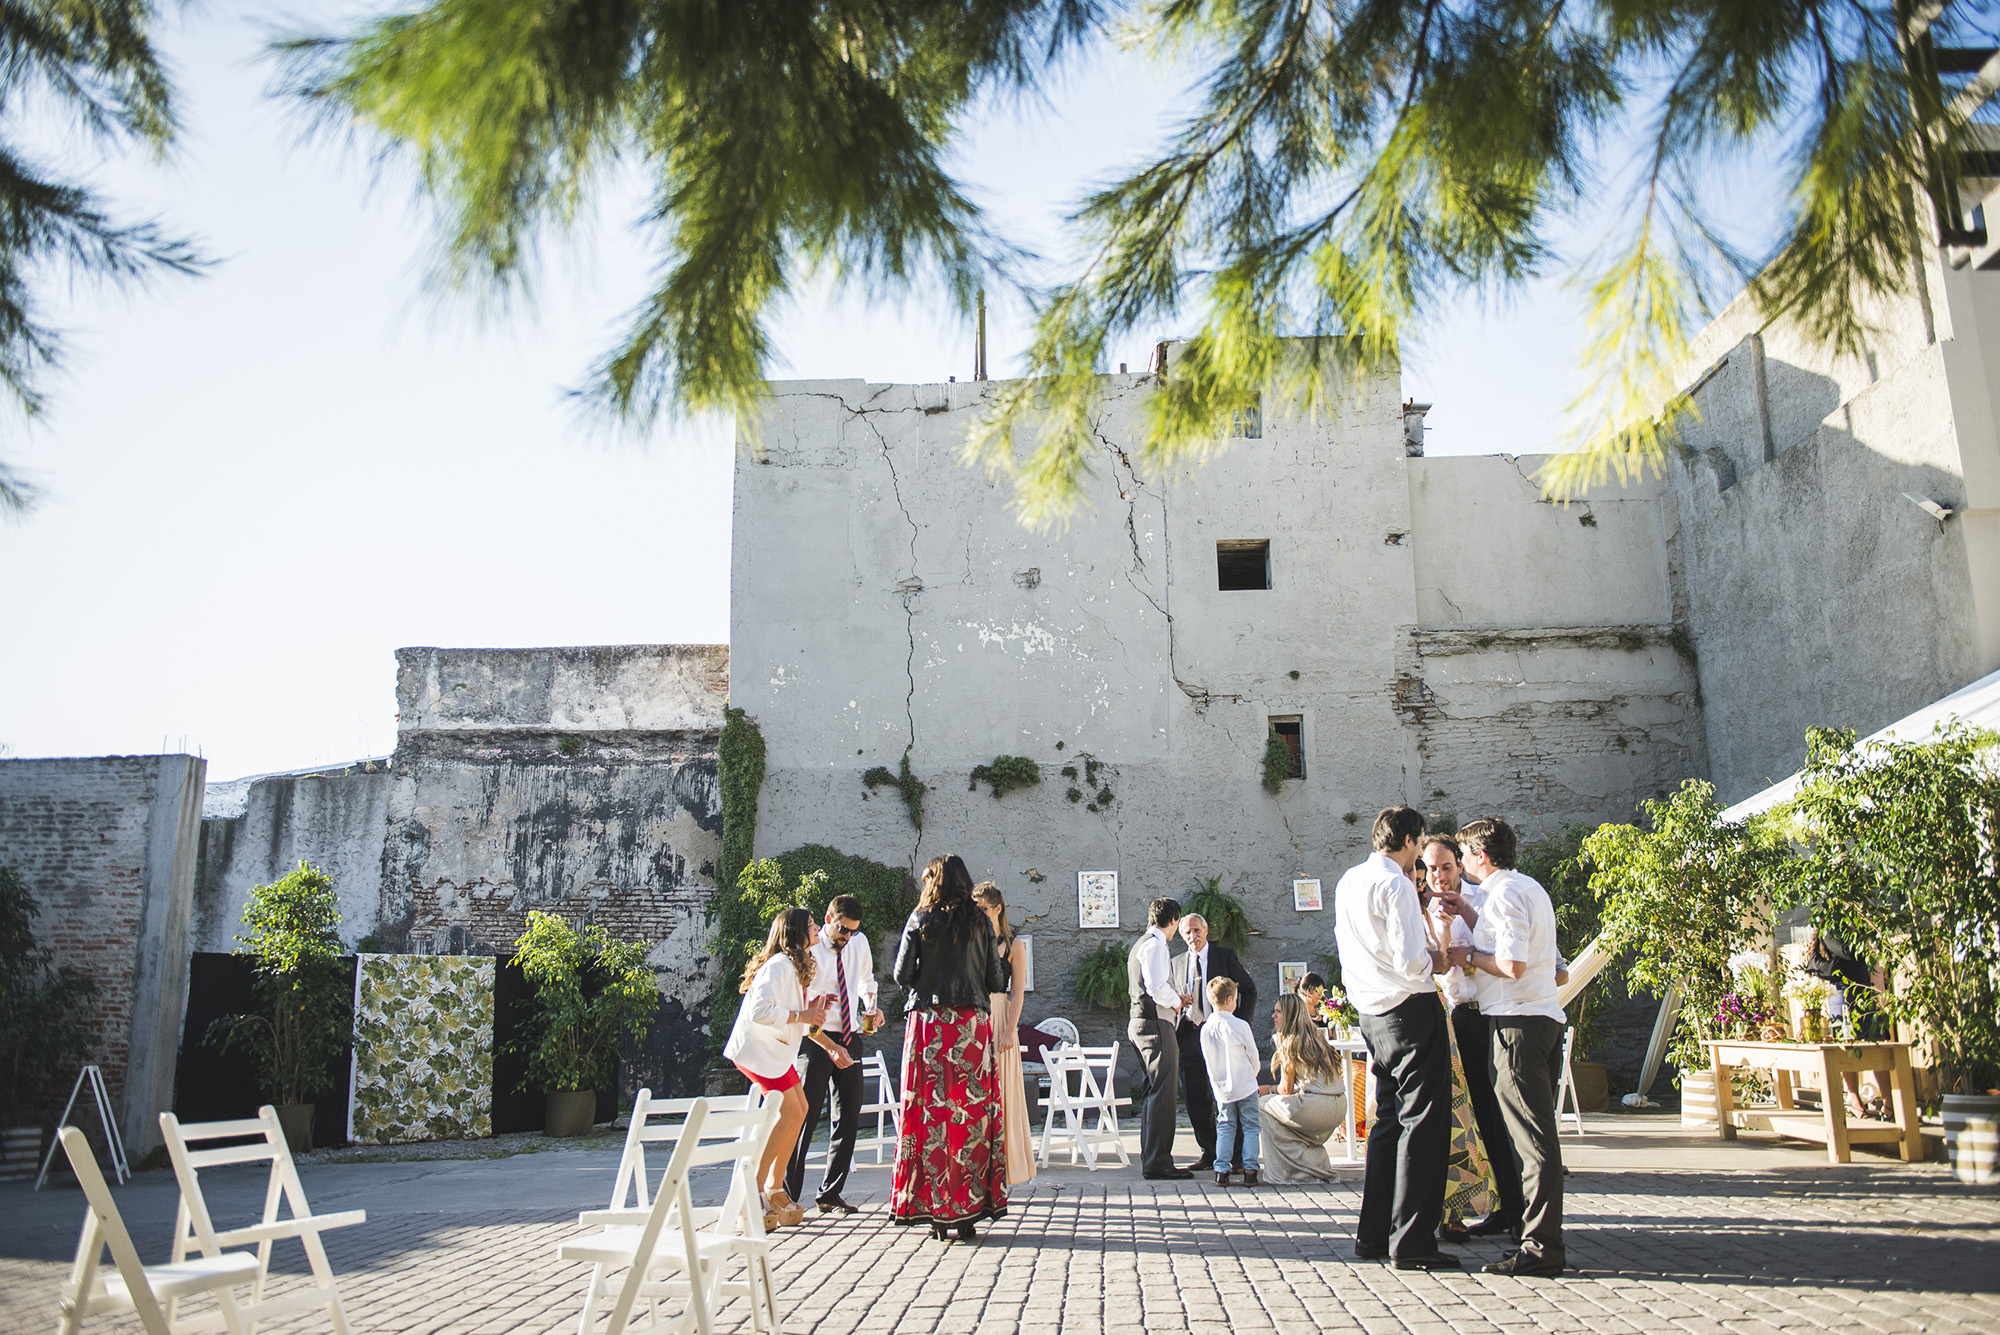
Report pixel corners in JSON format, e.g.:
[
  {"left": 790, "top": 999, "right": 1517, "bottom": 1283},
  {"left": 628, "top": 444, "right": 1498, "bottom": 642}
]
[
  {"left": 193, "top": 646, "right": 729, "bottom": 1098},
  {"left": 731, "top": 353, "right": 1704, "bottom": 1053},
  {"left": 0, "top": 755, "right": 205, "bottom": 1149}
]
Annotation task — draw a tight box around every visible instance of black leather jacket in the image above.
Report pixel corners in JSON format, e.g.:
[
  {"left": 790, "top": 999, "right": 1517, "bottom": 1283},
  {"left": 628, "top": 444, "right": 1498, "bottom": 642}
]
[{"left": 893, "top": 908, "right": 1006, "bottom": 1013}]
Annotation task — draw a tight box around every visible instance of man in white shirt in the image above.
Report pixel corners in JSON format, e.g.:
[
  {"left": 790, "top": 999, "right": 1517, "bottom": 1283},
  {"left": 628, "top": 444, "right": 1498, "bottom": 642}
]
[
  {"left": 784, "top": 894, "right": 884, "bottom": 1215},
  {"left": 1128, "top": 897, "right": 1197, "bottom": 1179},
  {"left": 1424, "top": 835, "right": 1524, "bottom": 1242},
  {"left": 1450, "top": 818, "right": 1567, "bottom": 1277},
  {"left": 1333, "top": 806, "right": 1458, "bottom": 1270}
]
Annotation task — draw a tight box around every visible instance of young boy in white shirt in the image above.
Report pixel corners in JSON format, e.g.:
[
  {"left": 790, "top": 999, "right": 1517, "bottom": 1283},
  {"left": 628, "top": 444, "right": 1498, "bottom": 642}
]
[{"left": 1200, "top": 976, "right": 1271, "bottom": 1186}]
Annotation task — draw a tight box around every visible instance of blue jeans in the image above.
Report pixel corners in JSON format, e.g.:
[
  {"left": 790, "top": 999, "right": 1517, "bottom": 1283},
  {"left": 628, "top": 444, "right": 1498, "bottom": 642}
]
[{"left": 1215, "top": 1094, "right": 1260, "bottom": 1171}]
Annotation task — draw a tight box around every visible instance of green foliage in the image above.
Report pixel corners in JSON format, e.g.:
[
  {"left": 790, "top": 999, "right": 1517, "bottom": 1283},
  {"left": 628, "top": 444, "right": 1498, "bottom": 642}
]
[
  {"left": 1584, "top": 783, "right": 1781, "bottom": 1082},
  {"left": 717, "top": 706, "right": 766, "bottom": 899},
  {"left": 707, "top": 848, "right": 914, "bottom": 1053},
  {"left": 557, "top": 735, "right": 582, "bottom": 757},
  {"left": 863, "top": 751, "right": 926, "bottom": 829},
  {"left": 0, "top": 866, "right": 99, "bottom": 1119},
  {"left": 1073, "top": 941, "right": 1129, "bottom": 1010},
  {"left": 1185, "top": 875, "right": 1251, "bottom": 951},
  {"left": 1781, "top": 724, "right": 2000, "bottom": 1095},
  {"left": 1518, "top": 825, "right": 1625, "bottom": 1062},
  {"left": 512, "top": 911, "right": 661, "bottom": 1094},
  {"left": 969, "top": 754, "right": 1041, "bottom": 798},
  {"left": 1261, "top": 727, "right": 1296, "bottom": 793},
  {"left": 209, "top": 863, "right": 351, "bottom": 1106},
  {"left": 0, "top": 2, "right": 205, "bottom": 513}
]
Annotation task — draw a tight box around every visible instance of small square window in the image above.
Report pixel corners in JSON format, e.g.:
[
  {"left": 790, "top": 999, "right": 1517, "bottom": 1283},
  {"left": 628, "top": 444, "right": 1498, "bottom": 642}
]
[
  {"left": 1270, "top": 716, "right": 1304, "bottom": 780},
  {"left": 1231, "top": 395, "right": 1262, "bottom": 439},
  {"left": 1217, "top": 539, "right": 1270, "bottom": 591}
]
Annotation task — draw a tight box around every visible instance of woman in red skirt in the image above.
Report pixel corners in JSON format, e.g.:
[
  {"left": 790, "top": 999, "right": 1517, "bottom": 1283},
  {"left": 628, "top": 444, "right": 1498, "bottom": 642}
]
[{"left": 890, "top": 854, "right": 1010, "bottom": 1242}]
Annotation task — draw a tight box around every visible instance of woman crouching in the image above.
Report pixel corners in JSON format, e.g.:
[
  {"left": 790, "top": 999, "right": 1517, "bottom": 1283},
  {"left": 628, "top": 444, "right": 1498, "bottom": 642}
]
[
  {"left": 890, "top": 854, "right": 1009, "bottom": 1242},
  {"left": 722, "top": 907, "right": 829, "bottom": 1230}
]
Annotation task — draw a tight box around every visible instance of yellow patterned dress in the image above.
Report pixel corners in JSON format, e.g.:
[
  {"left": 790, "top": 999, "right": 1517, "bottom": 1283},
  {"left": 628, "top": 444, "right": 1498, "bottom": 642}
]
[{"left": 1439, "top": 983, "right": 1493, "bottom": 1227}]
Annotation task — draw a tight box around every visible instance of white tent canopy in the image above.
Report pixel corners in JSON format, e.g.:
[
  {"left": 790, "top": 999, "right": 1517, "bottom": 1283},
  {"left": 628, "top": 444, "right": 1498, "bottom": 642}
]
[{"left": 1719, "top": 665, "right": 2000, "bottom": 824}]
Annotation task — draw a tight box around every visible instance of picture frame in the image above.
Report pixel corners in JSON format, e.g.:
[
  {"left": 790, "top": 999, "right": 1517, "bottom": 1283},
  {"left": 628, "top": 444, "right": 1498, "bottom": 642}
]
[
  {"left": 1077, "top": 870, "right": 1119, "bottom": 928},
  {"left": 1018, "top": 935, "right": 1036, "bottom": 992},
  {"left": 1279, "top": 961, "right": 1308, "bottom": 995},
  {"left": 1292, "top": 878, "right": 1323, "bottom": 912}
]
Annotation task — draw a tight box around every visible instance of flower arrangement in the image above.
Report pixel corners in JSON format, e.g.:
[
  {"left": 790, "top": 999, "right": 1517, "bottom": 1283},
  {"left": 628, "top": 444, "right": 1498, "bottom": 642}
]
[
  {"left": 1712, "top": 989, "right": 1771, "bottom": 1040},
  {"left": 1315, "top": 988, "right": 1358, "bottom": 1029}
]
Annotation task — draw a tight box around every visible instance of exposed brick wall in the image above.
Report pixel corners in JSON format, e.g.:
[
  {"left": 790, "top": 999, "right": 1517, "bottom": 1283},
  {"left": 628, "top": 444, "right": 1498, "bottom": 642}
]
[{"left": 0, "top": 756, "right": 203, "bottom": 1148}]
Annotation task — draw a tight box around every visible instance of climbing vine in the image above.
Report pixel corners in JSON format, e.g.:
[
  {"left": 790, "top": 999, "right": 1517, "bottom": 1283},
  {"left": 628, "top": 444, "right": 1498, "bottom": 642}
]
[
  {"left": 969, "top": 755, "right": 1041, "bottom": 798},
  {"left": 1261, "top": 727, "right": 1297, "bottom": 792},
  {"left": 717, "top": 706, "right": 765, "bottom": 902},
  {"left": 862, "top": 751, "right": 926, "bottom": 830}
]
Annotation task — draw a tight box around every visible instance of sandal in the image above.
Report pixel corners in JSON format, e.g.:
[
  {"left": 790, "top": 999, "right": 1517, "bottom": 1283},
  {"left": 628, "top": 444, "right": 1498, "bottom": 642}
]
[
  {"left": 768, "top": 1189, "right": 807, "bottom": 1227},
  {"left": 760, "top": 1195, "right": 784, "bottom": 1231}
]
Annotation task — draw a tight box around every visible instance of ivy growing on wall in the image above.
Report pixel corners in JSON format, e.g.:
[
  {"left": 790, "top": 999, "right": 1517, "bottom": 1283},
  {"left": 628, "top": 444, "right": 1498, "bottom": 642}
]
[
  {"left": 969, "top": 755, "right": 1040, "bottom": 798},
  {"left": 1261, "top": 727, "right": 1297, "bottom": 793},
  {"left": 717, "top": 706, "right": 765, "bottom": 903},
  {"left": 862, "top": 751, "right": 926, "bottom": 830}
]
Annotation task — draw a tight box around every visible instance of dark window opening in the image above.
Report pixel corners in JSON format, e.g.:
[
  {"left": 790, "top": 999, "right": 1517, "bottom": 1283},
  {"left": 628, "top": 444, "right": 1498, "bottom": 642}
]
[
  {"left": 1231, "top": 395, "right": 1263, "bottom": 439},
  {"left": 1270, "top": 716, "right": 1304, "bottom": 780},
  {"left": 1217, "top": 540, "right": 1271, "bottom": 591}
]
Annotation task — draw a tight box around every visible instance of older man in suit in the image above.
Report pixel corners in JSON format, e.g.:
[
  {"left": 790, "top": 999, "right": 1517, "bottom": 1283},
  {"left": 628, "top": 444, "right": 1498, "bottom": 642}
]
[{"left": 1172, "top": 912, "right": 1259, "bottom": 1171}]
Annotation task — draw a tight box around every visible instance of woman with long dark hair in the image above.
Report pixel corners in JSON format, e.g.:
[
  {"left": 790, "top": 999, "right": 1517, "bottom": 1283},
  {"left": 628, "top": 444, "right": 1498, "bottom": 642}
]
[
  {"left": 891, "top": 854, "right": 1009, "bottom": 1241},
  {"left": 974, "top": 881, "right": 1036, "bottom": 1185},
  {"left": 722, "top": 906, "right": 828, "bottom": 1229}
]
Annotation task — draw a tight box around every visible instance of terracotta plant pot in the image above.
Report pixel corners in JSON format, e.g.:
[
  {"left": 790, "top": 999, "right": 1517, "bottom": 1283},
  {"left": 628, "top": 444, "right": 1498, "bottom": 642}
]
[
  {"left": 274, "top": 1104, "right": 316, "bottom": 1154},
  {"left": 1941, "top": 1092, "right": 2000, "bottom": 1185},
  {"left": 545, "top": 1089, "right": 597, "bottom": 1138}
]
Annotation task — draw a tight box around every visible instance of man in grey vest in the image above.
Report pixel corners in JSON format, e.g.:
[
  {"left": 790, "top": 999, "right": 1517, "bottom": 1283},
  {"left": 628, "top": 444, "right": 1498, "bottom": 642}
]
[{"left": 1129, "top": 896, "right": 1196, "bottom": 1179}]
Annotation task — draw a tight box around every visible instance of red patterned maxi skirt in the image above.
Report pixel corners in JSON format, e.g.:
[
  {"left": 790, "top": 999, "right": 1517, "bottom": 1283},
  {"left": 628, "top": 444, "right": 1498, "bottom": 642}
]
[{"left": 890, "top": 1005, "right": 1009, "bottom": 1227}]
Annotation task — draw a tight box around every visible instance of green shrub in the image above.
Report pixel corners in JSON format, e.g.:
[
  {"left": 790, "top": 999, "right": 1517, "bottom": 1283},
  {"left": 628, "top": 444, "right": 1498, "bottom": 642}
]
[
  {"left": 512, "top": 911, "right": 660, "bottom": 1094},
  {"left": 209, "top": 862, "right": 351, "bottom": 1106},
  {"left": 1073, "top": 941, "right": 1129, "bottom": 1009},
  {"left": 1261, "top": 728, "right": 1296, "bottom": 792},
  {"left": 1185, "top": 874, "right": 1252, "bottom": 951},
  {"left": 1519, "top": 824, "right": 1624, "bottom": 1062},
  {"left": 0, "top": 865, "right": 99, "bottom": 1121},
  {"left": 969, "top": 755, "right": 1040, "bottom": 798}
]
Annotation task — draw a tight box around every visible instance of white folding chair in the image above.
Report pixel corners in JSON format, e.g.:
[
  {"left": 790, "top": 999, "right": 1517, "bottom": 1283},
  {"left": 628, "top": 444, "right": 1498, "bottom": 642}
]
[
  {"left": 560, "top": 1097, "right": 784, "bottom": 1335},
  {"left": 56, "top": 1126, "right": 259, "bottom": 1335},
  {"left": 1555, "top": 1027, "right": 1585, "bottom": 1135},
  {"left": 1036, "top": 1044, "right": 1130, "bottom": 1169},
  {"left": 804, "top": 1051, "right": 901, "bottom": 1169},
  {"left": 599, "top": 1089, "right": 756, "bottom": 1228},
  {"left": 157, "top": 1106, "right": 364, "bottom": 1335}
]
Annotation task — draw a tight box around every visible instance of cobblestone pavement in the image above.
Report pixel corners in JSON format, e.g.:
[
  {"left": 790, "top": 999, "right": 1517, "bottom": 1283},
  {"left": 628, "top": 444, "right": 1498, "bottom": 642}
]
[{"left": 5, "top": 1118, "right": 1995, "bottom": 1335}]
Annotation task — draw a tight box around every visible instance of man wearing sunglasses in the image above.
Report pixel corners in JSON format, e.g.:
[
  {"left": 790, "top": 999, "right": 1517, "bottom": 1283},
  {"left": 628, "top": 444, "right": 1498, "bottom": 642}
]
[{"left": 785, "top": 894, "right": 884, "bottom": 1215}]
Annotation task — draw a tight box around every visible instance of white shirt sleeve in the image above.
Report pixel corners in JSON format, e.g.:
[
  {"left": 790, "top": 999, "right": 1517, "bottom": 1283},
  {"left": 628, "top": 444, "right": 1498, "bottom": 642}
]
[
  {"left": 1140, "top": 933, "right": 1181, "bottom": 1016},
  {"left": 1488, "top": 880, "right": 1534, "bottom": 964},
  {"left": 1381, "top": 876, "right": 1434, "bottom": 983}
]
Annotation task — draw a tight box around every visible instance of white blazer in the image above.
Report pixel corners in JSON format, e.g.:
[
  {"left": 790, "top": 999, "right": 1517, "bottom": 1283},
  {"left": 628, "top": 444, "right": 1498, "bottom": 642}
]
[{"left": 722, "top": 953, "right": 810, "bottom": 1079}]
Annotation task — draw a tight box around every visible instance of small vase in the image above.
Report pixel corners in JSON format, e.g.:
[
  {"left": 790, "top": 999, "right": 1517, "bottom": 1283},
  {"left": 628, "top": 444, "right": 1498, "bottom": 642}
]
[{"left": 545, "top": 1089, "right": 597, "bottom": 1138}]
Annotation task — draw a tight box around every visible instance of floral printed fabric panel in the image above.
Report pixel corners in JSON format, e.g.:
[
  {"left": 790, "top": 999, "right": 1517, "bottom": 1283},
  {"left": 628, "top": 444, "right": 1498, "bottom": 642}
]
[{"left": 349, "top": 954, "right": 495, "bottom": 1143}]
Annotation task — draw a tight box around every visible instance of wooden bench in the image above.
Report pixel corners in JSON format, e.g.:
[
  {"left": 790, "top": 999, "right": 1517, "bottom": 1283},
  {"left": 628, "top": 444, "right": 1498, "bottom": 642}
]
[{"left": 1704, "top": 1039, "right": 1923, "bottom": 1164}]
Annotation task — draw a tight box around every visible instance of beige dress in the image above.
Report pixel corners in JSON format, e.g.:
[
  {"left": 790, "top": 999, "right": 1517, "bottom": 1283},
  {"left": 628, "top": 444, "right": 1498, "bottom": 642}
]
[
  {"left": 990, "top": 938, "right": 1036, "bottom": 1184},
  {"left": 1260, "top": 1065, "right": 1348, "bottom": 1183}
]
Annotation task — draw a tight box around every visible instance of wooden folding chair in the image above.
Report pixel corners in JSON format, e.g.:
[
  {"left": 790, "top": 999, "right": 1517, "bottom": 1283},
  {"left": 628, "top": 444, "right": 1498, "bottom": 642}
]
[
  {"left": 560, "top": 1097, "right": 784, "bottom": 1335},
  {"left": 801, "top": 1051, "right": 901, "bottom": 1169},
  {"left": 598, "top": 1089, "right": 756, "bottom": 1228},
  {"left": 56, "top": 1126, "right": 259, "bottom": 1335},
  {"left": 158, "top": 1106, "right": 365, "bottom": 1335},
  {"left": 1555, "top": 1027, "right": 1585, "bottom": 1135}
]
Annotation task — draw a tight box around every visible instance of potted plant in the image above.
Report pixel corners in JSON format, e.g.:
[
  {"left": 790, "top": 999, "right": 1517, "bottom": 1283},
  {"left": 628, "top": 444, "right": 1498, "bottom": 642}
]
[
  {"left": 1185, "top": 875, "right": 1254, "bottom": 949},
  {"left": 1072, "top": 941, "right": 1130, "bottom": 1011},
  {"left": 0, "top": 866, "right": 99, "bottom": 1178},
  {"left": 513, "top": 911, "right": 660, "bottom": 1137},
  {"left": 1782, "top": 723, "right": 2000, "bottom": 1183},
  {"left": 209, "top": 863, "right": 351, "bottom": 1152}
]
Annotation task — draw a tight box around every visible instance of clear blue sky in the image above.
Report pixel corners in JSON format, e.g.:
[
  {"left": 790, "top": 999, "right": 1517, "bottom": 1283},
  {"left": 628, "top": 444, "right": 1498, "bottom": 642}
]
[{"left": 0, "top": 3, "right": 1602, "bottom": 781}]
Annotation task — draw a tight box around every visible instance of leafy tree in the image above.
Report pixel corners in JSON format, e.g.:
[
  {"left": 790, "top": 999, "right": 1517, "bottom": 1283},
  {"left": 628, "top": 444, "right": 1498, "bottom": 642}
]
[
  {"left": 1781, "top": 723, "right": 2000, "bottom": 1095},
  {"left": 209, "top": 863, "right": 351, "bottom": 1106},
  {"left": 0, "top": 1, "right": 203, "bottom": 513},
  {"left": 1583, "top": 781, "right": 1781, "bottom": 1081},
  {"left": 1518, "top": 823, "right": 1625, "bottom": 1063},
  {"left": 277, "top": 1, "right": 2000, "bottom": 519},
  {"left": 0, "top": 865, "right": 99, "bottom": 1120},
  {"left": 512, "top": 910, "right": 662, "bottom": 1093}
]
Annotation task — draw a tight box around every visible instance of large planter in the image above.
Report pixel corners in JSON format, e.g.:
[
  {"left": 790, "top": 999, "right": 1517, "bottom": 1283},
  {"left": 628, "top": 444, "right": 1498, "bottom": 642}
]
[
  {"left": 545, "top": 1089, "right": 597, "bottom": 1138},
  {"left": 1680, "top": 1070, "right": 1719, "bottom": 1127},
  {"left": 274, "top": 1104, "right": 316, "bottom": 1154},
  {"left": 1, "top": 1125, "right": 42, "bottom": 1182},
  {"left": 1941, "top": 1093, "right": 2000, "bottom": 1185},
  {"left": 1572, "top": 1060, "right": 1610, "bottom": 1113}
]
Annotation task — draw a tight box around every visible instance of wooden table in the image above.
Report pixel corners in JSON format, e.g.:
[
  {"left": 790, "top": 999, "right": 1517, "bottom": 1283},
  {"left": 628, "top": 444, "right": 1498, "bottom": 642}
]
[{"left": 1704, "top": 1039, "right": 1923, "bottom": 1164}]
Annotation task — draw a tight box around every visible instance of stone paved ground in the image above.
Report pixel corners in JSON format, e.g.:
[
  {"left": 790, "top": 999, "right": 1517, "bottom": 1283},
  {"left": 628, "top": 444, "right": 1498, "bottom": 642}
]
[{"left": 5, "top": 1116, "right": 1995, "bottom": 1335}]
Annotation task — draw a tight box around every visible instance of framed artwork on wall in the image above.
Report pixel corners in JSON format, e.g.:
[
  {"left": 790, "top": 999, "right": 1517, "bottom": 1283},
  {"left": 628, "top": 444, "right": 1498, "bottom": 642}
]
[
  {"left": 1018, "top": 936, "right": 1036, "bottom": 992},
  {"left": 1078, "top": 871, "right": 1119, "bottom": 928},
  {"left": 1278, "top": 961, "right": 1309, "bottom": 996},
  {"left": 1292, "top": 878, "right": 1323, "bottom": 911}
]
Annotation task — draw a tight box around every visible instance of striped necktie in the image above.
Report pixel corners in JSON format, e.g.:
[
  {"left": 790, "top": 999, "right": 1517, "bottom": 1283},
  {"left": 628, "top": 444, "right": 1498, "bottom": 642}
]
[{"left": 834, "top": 949, "right": 853, "bottom": 1035}]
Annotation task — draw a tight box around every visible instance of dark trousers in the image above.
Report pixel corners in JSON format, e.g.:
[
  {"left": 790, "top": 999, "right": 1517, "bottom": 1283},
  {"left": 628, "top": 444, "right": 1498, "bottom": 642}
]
[
  {"left": 1490, "top": 1016, "right": 1565, "bottom": 1264},
  {"left": 1130, "top": 1015, "right": 1180, "bottom": 1174},
  {"left": 1176, "top": 1022, "right": 1218, "bottom": 1163},
  {"left": 1355, "top": 991, "right": 1453, "bottom": 1258},
  {"left": 785, "top": 1031, "right": 864, "bottom": 1205},
  {"left": 1452, "top": 1005, "right": 1524, "bottom": 1224}
]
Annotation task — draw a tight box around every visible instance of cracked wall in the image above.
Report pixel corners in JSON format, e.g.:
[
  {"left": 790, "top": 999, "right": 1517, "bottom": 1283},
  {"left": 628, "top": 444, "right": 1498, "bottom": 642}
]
[{"left": 731, "top": 352, "right": 1704, "bottom": 1055}]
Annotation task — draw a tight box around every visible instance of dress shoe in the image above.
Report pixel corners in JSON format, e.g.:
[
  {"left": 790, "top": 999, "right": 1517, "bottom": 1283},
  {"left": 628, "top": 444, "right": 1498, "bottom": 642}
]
[
  {"left": 1393, "top": 1252, "right": 1463, "bottom": 1272},
  {"left": 817, "top": 1194, "right": 858, "bottom": 1215},
  {"left": 1352, "top": 1243, "right": 1388, "bottom": 1261},
  {"left": 1482, "top": 1249, "right": 1565, "bottom": 1277},
  {"left": 1214, "top": 1170, "right": 1233, "bottom": 1186},
  {"left": 1192, "top": 1157, "right": 1215, "bottom": 1171},
  {"left": 1438, "top": 1223, "right": 1471, "bottom": 1246},
  {"left": 1143, "top": 1168, "right": 1195, "bottom": 1180},
  {"left": 1465, "top": 1213, "right": 1521, "bottom": 1239},
  {"left": 1240, "top": 1170, "right": 1259, "bottom": 1186}
]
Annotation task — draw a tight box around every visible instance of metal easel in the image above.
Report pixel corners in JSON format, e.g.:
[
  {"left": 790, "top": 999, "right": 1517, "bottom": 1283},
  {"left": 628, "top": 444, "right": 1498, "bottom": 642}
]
[{"left": 35, "top": 1064, "right": 129, "bottom": 1190}]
